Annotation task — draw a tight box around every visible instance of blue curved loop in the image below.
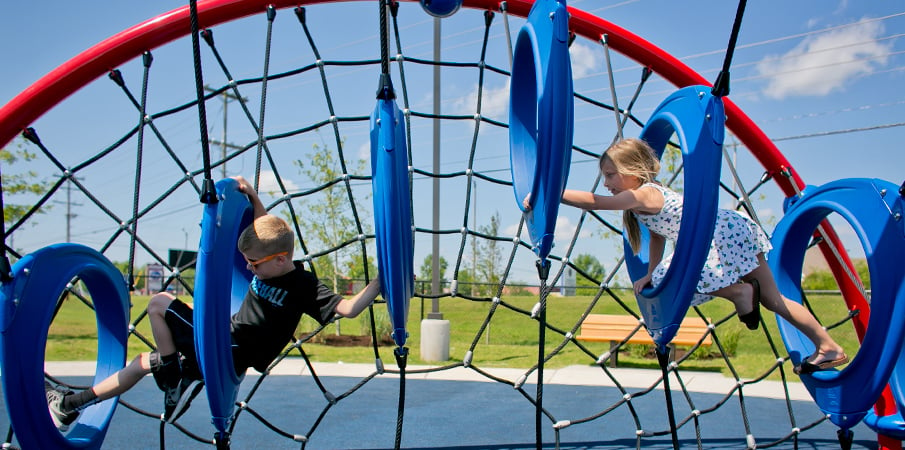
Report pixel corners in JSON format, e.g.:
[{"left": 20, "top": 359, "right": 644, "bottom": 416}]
[
  {"left": 0, "top": 243, "right": 129, "bottom": 450},
  {"left": 370, "top": 93, "right": 414, "bottom": 348},
  {"left": 194, "top": 178, "right": 254, "bottom": 433},
  {"left": 770, "top": 178, "right": 905, "bottom": 430},
  {"left": 509, "top": 0, "right": 573, "bottom": 261},
  {"left": 623, "top": 85, "right": 724, "bottom": 347}
]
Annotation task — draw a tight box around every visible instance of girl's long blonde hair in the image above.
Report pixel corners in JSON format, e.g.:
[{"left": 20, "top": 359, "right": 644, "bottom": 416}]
[{"left": 601, "top": 138, "right": 661, "bottom": 253}]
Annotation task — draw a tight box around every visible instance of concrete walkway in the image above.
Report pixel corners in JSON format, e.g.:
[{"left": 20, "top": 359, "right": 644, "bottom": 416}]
[
  {"left": 44, "top": 359, "right": 814, "bottom": 400},
  {"left": 0, "top": 361, "right": 879, "bottom": 449}
]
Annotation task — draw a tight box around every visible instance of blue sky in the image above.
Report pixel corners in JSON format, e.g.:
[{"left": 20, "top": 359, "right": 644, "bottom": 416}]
[{"left": 1, "top": 1, "right": 903, "bottom": 283}]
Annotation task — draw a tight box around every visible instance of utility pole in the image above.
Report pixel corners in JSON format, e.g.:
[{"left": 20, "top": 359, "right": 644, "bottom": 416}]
[
  {"left": 53, "top": 174, "right": 83, "bottom": 242},
  {"left": 204, "top": 86, "right": 246, "bottom": 178}
]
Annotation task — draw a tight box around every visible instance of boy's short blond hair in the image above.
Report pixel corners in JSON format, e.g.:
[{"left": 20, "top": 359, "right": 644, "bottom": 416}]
[{"left": 237, "top": 214, "right": 294, "bottom": 256}]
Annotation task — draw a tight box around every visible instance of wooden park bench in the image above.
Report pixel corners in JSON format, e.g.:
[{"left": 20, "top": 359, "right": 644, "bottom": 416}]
[{"left": 576, "top": 313, "right": 713, "bottom": 367}]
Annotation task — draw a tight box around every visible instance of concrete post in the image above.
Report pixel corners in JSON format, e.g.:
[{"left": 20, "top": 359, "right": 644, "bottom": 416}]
[{"left": 420, "top": 318, "right": 450, "bottom": 362}]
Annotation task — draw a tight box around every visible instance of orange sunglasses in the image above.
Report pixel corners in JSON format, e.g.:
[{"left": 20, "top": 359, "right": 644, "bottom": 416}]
[{"left": 244, "top": 251, "right": 288, "bottom": 268}]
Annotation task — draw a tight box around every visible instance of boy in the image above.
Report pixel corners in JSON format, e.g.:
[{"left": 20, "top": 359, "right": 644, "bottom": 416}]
[{"left": 46, "top": 176, "right": 381, "bottom": 429}]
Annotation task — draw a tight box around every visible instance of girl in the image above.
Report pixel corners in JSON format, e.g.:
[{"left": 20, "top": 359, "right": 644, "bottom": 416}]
[{"left": 557, "top": 138, "right": 846, "bottom": 375}]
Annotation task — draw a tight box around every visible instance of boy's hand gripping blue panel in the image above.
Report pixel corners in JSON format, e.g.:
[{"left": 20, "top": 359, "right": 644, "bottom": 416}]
[
  {"left": 371, "top": 96, "right": 414, "bottom": 348},
  {"left": 624, "top": 86, "right": 724, "bottom": 347},
  {"left": 0, "top": 243, "right": 129, "bottom": 450},
  {"left": 509, "top": 0, "right": 573, "bottom": 262},
  {"left": 770, "top": 178, "right": 905, "bottom": 430},
  {"left": 195, "top": 178, "right": 254, "bottom": 433}
]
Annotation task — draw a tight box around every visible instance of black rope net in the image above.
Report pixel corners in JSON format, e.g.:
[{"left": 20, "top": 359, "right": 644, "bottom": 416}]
[{"left": 2, "top": 2, "right": 863, "bottom": 449}]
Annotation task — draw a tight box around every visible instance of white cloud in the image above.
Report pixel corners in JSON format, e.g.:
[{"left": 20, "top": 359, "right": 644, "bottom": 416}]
[
  {"left": 569, "top": 41, "right": 601, "bottom": 79},
  {"left": 503, "top": 216, "right": 523, "bottom": 239},
  {"left": 756, "top": 19, "right": 890, "bottom": 99},
  {"left": 257, "top": 170, "right": 299, "bottom": 197},
  {"left": 554, "top": 215, "right": 591, "bottom": 242},
  {"left": 454, "top": 80, "right": 510, "bottom": 119}
]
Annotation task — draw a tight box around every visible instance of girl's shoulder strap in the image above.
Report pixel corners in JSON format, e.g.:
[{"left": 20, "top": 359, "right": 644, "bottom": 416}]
[{"left": 639, "top": 181, "right": 666, "bottom": 193}]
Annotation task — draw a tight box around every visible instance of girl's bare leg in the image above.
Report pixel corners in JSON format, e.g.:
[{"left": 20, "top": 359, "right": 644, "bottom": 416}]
[
  {"left": 743, "top": 254, "right": 846, "bottom": 363},
  {"left": 709, "top": 282, "right": 755, "bottom": 317}
]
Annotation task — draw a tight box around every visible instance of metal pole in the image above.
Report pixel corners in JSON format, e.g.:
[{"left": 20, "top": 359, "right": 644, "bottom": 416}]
[{"left": 429, "top": 16, "right": 443, "bottom": 319}]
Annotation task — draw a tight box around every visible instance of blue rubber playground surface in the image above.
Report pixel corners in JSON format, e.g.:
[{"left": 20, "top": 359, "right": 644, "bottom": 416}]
[{"left": 2, "top": 362, "right": 881, "bottom": 449}]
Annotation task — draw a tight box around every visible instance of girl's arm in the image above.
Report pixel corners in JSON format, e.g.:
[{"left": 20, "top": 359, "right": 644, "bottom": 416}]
[
  {"left": 633, "top": 232, "right": 666, "bottom": 294},
  {"left": 647, "top": 232, "right": 665, "bottom": 274},
  {"left": 561, "top": 188, "right": 662, "bottom": 213}
]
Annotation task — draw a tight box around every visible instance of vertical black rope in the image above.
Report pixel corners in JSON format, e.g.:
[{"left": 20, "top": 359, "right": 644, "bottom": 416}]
[
  {"left": 535, "top": 259, "right": 551, "bottom": 450},
  {"left": 127, "top": 51, "right": 153, "bottom": 291},
  {"left": 378, "top": 0, "right": 390, "bottom": 76},
  {"left": 393, "top": 347, "right": 408, "bottom": 450},
  {"left": 188, "top": 0, "right": 216, "bottom": 203},
  {"left": 838, "top": 428, "right": 854, "bottom": 450},
  {"left": 657, "top": 347, "right": 680, "bottom": 450},
  {"left": 253, "top": 5, "right": 277, "bottom": 188},
  {"left": 376, "top": 0, "right": 395, "bottom": 100},
  {"left": 711, "top": 0, "right": 747, "bottom": 97}
]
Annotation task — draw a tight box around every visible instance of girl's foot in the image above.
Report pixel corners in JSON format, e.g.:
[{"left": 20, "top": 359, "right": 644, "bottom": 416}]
[
  {"left": 738, "top": 280, "right": 761, "bottom": 331},
  {"left": 794, "top": 351, "right": 849, "bottom": 375}
]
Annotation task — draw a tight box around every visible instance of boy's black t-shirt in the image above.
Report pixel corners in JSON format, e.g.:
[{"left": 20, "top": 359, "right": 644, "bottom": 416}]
[{"left": 230, "top": 261, "right": 343, "bottom": 372}]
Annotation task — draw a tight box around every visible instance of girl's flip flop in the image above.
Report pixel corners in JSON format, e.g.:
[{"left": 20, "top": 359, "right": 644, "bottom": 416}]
[
  {"left": 738, "top": 279, "right": 761, "bottom": 331},
  {"left": 794, "top": 352, "right": 849, "bottom": 375}
]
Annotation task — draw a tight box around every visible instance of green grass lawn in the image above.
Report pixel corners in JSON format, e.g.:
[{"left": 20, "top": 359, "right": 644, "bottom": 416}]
[{"left": 45, "top": 291, "right": 859, "bottom": 381}]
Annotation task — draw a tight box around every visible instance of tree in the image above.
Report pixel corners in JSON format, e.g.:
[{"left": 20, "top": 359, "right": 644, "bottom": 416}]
[
  {"left": 418, "top": 253, "right": 448, "bottom": 293},
  {"left": 343, "top": 254, "right": 377, "bottom": 291},
  {"left": 1, "top": 140, "right": 52, "bottom": 226},
  {"left": 572, "top": 253, "right": 605, "bottom": 294},
  {"left": 419, "top": 253, "right": 448, "bottom": 282},
  {"left": 471, "top": 211, "right": 503, "bottom": 297},
  {"left": 292, "top": 140, "right": 371, "bottom": 293}
]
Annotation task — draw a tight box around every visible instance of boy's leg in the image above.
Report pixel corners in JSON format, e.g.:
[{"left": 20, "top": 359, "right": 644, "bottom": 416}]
[
  {"left": 46, "top": 352, "right": 152, "bottom": 430},
  {"left": 90, "top": 353, "right": 153, "bottom": 403},
  {"left": 148, "top": 292, "right": 179, "bottom": 356},
  {"left": 45, "top": 381, "right": 78, "bottom": 431},
  {"left": 147, "top": 293, "right": 184, "bottom": 395},
  {"left": 156, "top": 295, "right": 205, "bottom": 422}
]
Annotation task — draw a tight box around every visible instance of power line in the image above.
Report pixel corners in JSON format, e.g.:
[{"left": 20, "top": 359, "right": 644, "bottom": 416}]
[
  {"left": 677, "top": 12, "right": 905, "bottom": 62},
  {"left": 772, "top": 121, "right": 905, "bottom": 142}
]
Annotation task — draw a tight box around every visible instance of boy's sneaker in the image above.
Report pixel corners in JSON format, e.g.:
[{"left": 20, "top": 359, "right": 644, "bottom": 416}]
[
  {"left": 45, "top": 381, "right": 79, "bottom": 432},
  {"left": 164, "top": 377, "right": 204, "bottom": 423}
]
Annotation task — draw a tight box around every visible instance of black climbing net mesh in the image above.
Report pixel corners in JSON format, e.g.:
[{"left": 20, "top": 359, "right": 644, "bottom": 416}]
[{"left": 2, "top": 2, "right": 864, "bottom": 449}]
